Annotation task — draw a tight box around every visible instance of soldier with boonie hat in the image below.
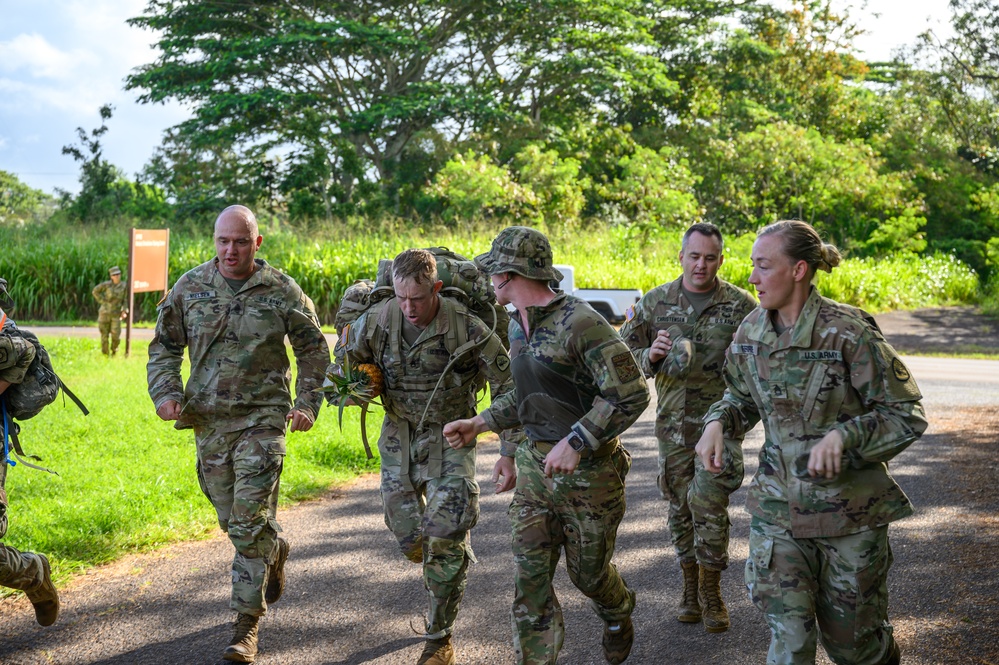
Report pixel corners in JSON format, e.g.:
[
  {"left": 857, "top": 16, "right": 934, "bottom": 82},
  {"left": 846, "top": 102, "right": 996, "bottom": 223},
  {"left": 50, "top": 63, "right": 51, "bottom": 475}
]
[{"left": 446, "top": 225, "right": 650, "bottom": 664}]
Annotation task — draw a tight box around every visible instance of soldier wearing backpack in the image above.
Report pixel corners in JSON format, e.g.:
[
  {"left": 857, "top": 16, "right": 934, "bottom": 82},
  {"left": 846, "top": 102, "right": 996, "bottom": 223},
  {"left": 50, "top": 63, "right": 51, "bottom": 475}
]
[
  {"left": 0, "top": 281, "right": 60, "bottom": 627},
  {"left": 329, "top": 248, "right": 520, "bottom": 665}
]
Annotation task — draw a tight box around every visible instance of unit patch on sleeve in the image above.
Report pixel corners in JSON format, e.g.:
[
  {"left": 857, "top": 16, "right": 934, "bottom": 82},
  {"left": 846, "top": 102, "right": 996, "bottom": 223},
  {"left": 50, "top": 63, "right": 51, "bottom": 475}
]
[{"left": 611, "top": 351, "right": 641, "bottom": 385}]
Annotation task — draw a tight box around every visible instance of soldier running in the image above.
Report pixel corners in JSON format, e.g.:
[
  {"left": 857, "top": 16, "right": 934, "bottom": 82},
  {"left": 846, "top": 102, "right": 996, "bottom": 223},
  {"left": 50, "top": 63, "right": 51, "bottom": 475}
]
[
  {"left": 619, "top": 222, "right": 756, "bottom": 632},
  {"left": 329, "top": 248, "right": 520, "bottom": 665},
  {"left": 696, "top": 220, "right": 926, "bottom": 665},
  {"left": 147, "top": 205, "right": 329, "bottom": 663},
  {"left": 444, "top": 226, "right": 651, "bottom": 665}
]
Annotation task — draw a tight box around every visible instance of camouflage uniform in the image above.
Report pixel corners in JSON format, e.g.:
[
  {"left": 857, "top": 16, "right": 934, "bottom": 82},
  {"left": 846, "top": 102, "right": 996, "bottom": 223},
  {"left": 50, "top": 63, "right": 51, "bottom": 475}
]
[
  {"left": 147, "top": 257, "right": 329, "bottom": 618},
  {"left": 92, "top": 271, "right": 128, "bottom": 356},
  {"left": 333, "top": 294, "right": 518, "bottom": 640},
  {"left": 481, "top": 292, "right": 651, "bottom": 664},
  {"left": 704, "top": 287, "right": 927, "bottom": 665},
  {"left": 0, "top": 325, "right": 39, "bottom": 591},
  {"left": 0, "top": 317, "right": 58, "bottom": 624},
  {"left": 620, "top": 276, "right": 756, "bottom": 570}
]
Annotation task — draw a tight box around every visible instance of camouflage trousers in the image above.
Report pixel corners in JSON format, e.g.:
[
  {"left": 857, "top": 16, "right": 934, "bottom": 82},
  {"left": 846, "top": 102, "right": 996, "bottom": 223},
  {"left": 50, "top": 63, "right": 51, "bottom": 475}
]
[
  {"left": 0, "top": 542, "right": 47, "bottom": 593},
  {"left": 1, "top": 489, "right": 47, "bottom": 594},
  {"left": 195, "top": 425, "right": 285, "bottom": 618},
  {"left": 379, "top": 416, "right": 479, "bottom": 639},
  {"left": 658, "top": 435, "right": 744, "bottom": 569},
  {"left": 97, "top": 315, "right": 121, "bottom": 355},
  {"left": 509, "top": 441, "right": 635, "bottom": 665},
  {"left": 747, "top": 520, "right": 897, "bottom": 665}
]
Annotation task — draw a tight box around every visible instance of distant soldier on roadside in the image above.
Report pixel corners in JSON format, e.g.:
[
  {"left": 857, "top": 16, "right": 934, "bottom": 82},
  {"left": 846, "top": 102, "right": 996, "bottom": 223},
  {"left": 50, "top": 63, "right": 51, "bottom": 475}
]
[
  {"left": 0, "top": 278, "right": 59, "bottom": 627},
  {"left": 619, "top": 222, "right": 756, "bottom": 633},
  {"left": 92, "top": 266, "right": 128, "bottom": 356},
  {"left": 147, "top": 205, "right": 329, "bottom": 664}
]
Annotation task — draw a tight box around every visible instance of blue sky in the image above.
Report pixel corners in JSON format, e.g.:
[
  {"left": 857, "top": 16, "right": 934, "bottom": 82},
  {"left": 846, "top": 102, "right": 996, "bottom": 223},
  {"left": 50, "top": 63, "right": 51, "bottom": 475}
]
[{"left": 1, "top": 0, "right": 956, "bottom": 196}]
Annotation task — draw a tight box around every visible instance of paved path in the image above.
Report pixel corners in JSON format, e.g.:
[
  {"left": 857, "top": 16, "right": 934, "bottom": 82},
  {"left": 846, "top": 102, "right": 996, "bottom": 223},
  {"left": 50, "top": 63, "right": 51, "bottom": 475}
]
[{"left": 1, "top": 350, "right": 997, "bottom": 664}]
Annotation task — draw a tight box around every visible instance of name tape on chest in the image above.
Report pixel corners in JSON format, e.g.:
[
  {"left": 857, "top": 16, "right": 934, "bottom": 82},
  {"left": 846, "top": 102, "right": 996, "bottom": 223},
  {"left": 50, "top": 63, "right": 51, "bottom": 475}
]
[
  {"left": 184, "top": 290, "right": 216, "bottom": 301},
  {"left": 655, "top": 315, "right": 688, "bottom": 325},
  {"left": 730, "top": 342, "right": 759, "bottom": 355}
]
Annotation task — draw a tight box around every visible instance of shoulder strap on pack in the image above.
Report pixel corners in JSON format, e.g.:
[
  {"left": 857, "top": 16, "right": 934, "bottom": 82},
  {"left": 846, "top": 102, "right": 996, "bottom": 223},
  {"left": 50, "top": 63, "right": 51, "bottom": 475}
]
[{"left": 1, "top": 400, "right": 58, "bottom": 476}]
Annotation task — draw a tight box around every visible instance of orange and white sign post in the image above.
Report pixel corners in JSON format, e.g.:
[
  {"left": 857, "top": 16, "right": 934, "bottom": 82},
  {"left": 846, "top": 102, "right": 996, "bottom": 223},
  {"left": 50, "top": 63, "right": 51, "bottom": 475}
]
[{"left": 126, "top": 229, "right": 170, "bottom": 357}]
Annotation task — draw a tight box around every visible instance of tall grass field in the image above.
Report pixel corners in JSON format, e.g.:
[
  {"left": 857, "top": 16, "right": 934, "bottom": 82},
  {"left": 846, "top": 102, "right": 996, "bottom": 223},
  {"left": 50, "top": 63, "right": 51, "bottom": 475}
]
[
  {"left": 2, "top": 337, "right": 381, "bottom": 588},
  {"left": 0, "top": 222, "right": 982, "bottom": 324}
]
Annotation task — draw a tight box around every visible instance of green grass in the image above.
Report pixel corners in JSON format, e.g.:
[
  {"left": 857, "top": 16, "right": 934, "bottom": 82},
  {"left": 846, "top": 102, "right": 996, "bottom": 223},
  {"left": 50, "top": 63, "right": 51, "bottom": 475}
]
[{"left": 2, "top": 337, "right": 380, "bottom": 588}]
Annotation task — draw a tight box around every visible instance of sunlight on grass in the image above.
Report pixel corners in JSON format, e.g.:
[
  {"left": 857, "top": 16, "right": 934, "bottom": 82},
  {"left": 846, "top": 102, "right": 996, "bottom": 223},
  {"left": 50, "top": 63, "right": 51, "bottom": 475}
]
[{"left": 2, "top": 337, "right": 379, "bottom": 585}]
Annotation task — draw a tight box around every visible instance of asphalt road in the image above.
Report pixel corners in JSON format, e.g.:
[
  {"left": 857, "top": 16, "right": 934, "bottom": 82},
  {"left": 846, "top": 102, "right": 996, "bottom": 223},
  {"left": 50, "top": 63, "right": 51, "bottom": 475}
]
[{"left": 0, "top": 333, "right": 997, "bottom": 664}]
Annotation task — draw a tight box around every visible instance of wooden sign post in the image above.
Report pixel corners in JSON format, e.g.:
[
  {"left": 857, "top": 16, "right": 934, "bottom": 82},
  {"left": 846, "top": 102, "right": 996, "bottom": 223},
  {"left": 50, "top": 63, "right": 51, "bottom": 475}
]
[{"left": 126, "top": 229, "right": 170, "bottom": 358}]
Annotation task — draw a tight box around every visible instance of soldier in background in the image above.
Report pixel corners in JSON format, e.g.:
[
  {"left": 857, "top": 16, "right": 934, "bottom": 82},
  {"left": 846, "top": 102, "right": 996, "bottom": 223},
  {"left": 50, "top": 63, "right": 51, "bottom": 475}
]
[
  {"left": 619, "top": 222, "right": 756, "bottom": 633},
  {"left": 91, "top": 266, "right": 128, "bottom": 356},
  {"left": 147, "top": 205, "right": 329, "bottom": 664},
  {"left": 696, "top": 220, "right": 926, "bottom": 665},
  {"left": 444, "top": 227, "right": 650, "bottom": 665},
  {"left": 330, "top": 249, "right": 519, "bottom": 665},
  {"left": 0, "top": 280, "right": 59, "bottom": 627}
]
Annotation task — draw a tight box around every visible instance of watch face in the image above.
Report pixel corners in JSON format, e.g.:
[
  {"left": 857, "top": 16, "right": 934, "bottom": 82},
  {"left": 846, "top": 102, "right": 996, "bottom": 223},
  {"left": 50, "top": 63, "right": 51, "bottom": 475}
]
[{"left": 569, "top": 433, "right": 586, "bottom": 452}]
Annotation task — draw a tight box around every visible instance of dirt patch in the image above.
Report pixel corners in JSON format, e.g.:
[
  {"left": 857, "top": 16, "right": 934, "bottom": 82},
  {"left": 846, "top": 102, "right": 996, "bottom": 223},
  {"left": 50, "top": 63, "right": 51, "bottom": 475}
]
[{"left": 874, "top": 307, "right": 999, "bottom": 355}]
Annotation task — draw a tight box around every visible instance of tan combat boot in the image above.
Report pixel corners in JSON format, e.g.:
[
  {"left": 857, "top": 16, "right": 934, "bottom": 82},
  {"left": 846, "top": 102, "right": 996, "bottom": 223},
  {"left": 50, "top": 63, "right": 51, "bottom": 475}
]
[
  {"left": 222, "top": 613, "right": 259, "bottom": 663},
  {"left": 25, "top": 553, "right": 60, "bottom": 627},
  {"left": 677, "top": 560, "right": 701, "bottom": 623},
  {"left": 417, "top": 635, "right": 455, "bottom": 665},
  {"left": 265, "top": 537, "right": 289, "bottom": 604},
  {"left": 698, "top": 566, "right": 730, "bottom": 633}
]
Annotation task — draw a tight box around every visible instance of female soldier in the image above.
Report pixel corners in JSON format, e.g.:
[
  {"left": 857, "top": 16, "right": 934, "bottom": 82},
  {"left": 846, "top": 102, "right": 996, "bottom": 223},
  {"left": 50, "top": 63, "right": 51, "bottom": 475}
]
[{"left": 695, "top": 220, "right": 926, "bottom": 665}]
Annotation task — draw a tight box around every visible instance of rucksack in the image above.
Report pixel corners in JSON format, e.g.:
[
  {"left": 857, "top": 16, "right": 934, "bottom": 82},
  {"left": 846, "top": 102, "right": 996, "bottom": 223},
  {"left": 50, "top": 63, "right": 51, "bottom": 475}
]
[
  {"left": 1, "top": 316, "right": 89, "bottom": 476},
  {"left": 334, "top": 247, "right": 509, "bottom": 346},
  {"left": 4, "top": 327, "right": 61, "bottom": 421}
]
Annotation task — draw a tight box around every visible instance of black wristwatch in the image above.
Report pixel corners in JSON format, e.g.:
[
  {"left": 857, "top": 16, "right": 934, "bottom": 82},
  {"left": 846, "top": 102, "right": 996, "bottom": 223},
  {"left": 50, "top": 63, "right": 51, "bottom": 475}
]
[{"left": 566, "top": 431, "right": 588, "bottom": 453}]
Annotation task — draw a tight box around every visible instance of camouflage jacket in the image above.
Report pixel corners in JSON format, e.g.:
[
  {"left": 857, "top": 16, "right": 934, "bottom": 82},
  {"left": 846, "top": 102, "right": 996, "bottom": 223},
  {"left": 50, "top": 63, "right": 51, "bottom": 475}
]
[
  {"left": 335, "top": 295, "right": 521, "bottom": 456},
  {"left": 482, "top": 293, "right": 650, "bottom": 454},
  {"left": 0, "top": 311, "right": 35, "bottom": 386},
  {"left": 704, "top": 287, "right": 927, "bottom": 538},
  {"left": 147, "top": 258, "right": 330, "bottom": 433},
  {"left": 92, "top": 280, "right": 128, "bottom": 318},
  {"left": 620, "top": 276, "right": 756, "bottom": 448}
]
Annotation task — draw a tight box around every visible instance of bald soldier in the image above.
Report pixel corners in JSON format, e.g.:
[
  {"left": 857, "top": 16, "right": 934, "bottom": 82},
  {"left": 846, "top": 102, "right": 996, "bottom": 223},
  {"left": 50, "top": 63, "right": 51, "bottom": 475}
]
[{"left": 147, "top": 205, "right": 329, "bottom": 663}]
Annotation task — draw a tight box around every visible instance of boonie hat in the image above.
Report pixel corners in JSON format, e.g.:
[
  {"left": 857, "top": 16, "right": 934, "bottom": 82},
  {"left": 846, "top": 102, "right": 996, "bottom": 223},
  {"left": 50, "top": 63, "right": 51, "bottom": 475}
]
[
  {"left": 474, "top": 226, "right": 563, "bottom": 282},
  {"left": 109, "top": 266, "right": 122, "bottom": 276}
]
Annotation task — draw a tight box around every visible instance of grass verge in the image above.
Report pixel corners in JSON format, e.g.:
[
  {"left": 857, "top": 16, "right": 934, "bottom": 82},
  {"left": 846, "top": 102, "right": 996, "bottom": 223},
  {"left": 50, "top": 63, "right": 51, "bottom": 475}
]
[{"left": 2, "top": 337, "right": 380, "bottom": 588}]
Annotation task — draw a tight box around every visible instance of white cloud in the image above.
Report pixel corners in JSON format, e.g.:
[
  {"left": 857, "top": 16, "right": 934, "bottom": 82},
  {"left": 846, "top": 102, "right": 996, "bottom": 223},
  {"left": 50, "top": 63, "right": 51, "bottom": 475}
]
[
  {"left": 0, "top": 33, "right": 99, "bottom": 79},
  {"left": 0, "top": 136, "right": 7, "bottom": 151}
]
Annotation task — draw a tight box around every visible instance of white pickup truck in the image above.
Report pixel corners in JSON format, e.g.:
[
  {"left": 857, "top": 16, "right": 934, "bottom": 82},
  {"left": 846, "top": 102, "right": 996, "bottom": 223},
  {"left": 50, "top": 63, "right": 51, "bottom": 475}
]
[{"left": 554, "top": 264, "right": 642, "bottom": 325}]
